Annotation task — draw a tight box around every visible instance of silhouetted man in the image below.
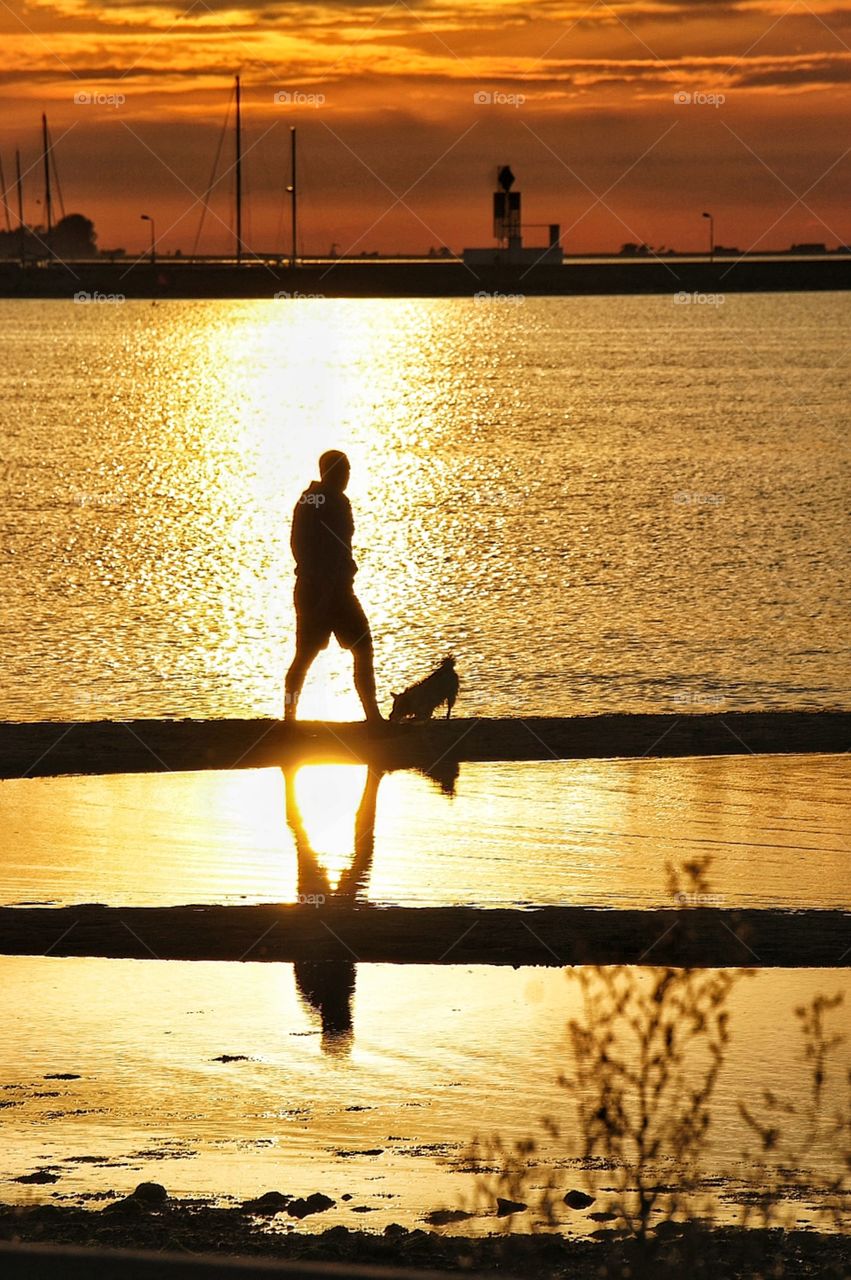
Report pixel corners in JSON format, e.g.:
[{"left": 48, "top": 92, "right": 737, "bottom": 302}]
[{"left": 284, "top": 450, "right": 382, "bottom": 722}]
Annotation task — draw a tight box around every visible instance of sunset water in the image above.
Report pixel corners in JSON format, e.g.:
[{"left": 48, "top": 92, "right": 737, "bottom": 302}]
[
  {"left": 2, "top": 295, "right": 847, "bottom": 722},
  {"left": 0, "top": 757, "right": 848, "bottom": 911}
]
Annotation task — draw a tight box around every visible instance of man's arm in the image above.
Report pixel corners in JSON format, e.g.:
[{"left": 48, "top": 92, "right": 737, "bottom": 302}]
[{"left": 290, "top": 498, "right": 310, "bottom": 567}]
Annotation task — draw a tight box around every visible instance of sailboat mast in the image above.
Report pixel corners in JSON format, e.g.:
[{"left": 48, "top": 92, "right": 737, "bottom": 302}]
[
  {"left": 42, "top": 112, "right": 52, "bottom": 241},
  {"left": 290, "top": 126, "right": 297, "bottom": 266},
  {"left": 235, "top": 75, "right": 242, "bottom": 264}
]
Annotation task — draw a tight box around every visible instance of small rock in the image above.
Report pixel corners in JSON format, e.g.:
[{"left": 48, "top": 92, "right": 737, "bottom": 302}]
[
  {"left": 654, "top": 1219, "right": 686, "bottom": 1239},
  {"left": 213, "top": 1054, "right": 251, "bottom": 1063},
  {"left": 588, "top": 1210, "right": 618, "bottom": 1222},
  {"left": 564, "top": 1189, "right": 595, "bottom": 1210},
  {"left": 287, "top": 1193, "right": 335, "bottom": 1219},
  {"left": 341, "top": 1193, "right": 353, "bottom": 1201},
  {"left": 130, "top": 1181, "right": 167, "bottom": 1206},
  {"left": 44, "top": 1073, "right": 81, "bottom": 1081},
  {"left": 14, "top": 1170, "right": 59, "bottom": 1185},
  {"left": 496, "top": 1197, "right": 527, "bottom": 1216},
  {"left": 422, "top": 1208, "right": 474, "bottom": 1226},
  {"left": 243, "top": 1191, "right": 291, "bottom": 1214},
  {"left": 101, "top": 1197, "right": 145, "bottom": 1217},
  {"left": 28, "top": 1205, "right": 66, "bottom": 1220},
  {"left": 384, "top": 1223, "right": 407, "bottom": 1237}
]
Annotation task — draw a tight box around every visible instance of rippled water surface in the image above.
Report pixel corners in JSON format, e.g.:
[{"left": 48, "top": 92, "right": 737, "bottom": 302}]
[
  {"left": 1, "top": 295, "right": 848, "bottom": 720},
  {"left": 1, "top": 755, "right": 848, "bottom": 909}
]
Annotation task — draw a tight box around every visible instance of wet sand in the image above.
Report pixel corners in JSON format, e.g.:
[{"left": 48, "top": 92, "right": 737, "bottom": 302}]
[
  {"left": 0, "top": 712, "right": 848, "bottom": 781},
  {"left": 1, "top": 901, "right": 847, "bottom": 967}
]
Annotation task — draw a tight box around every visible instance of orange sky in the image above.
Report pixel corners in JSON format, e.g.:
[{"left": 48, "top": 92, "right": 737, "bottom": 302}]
[{"left": 1, "top": 0, "right": 849, "bottom": 255}]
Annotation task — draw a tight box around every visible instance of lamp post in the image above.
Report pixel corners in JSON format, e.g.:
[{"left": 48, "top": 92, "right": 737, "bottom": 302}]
[
  {"left": 702, "top": 210, "right": 714, "bottom": 261},
  {"left": 140, "top": 212, "right": 156, "bottom": 265}
]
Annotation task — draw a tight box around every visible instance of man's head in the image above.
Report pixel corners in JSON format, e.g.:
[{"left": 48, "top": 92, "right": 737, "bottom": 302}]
[{"left": 318, "top": 450, "right": 350, "bottom": 492}]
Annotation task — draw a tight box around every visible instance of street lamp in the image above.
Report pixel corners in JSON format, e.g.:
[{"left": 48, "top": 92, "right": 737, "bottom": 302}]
[
  {"left": 702, "top": 211, "right": 714, "bottom": 261},
  {"left": 140, "top": 213, "right": 156, "bottom": 265}
]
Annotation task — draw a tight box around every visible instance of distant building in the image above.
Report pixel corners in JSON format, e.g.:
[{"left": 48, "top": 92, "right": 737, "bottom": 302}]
[
  {"left": 790, "top": 243, "right": 827, "bottom": 254},
  {"left": 463, "top": 165, "right": 563, "bottom": 267}
]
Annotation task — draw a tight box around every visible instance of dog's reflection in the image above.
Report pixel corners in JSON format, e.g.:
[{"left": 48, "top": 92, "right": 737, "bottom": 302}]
[{"left": 283, "top": 765, "right": 382, "bottom": 1056}]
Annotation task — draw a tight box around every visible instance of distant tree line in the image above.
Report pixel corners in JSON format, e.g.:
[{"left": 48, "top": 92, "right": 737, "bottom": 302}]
[{"left": 0, "top": 213, "right": 98, "bottom": 260}]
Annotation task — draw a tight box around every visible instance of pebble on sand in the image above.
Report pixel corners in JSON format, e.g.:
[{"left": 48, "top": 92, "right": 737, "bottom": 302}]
[
  {"left": 423, "top": 1209, "right": 474, "bottom": 1226},
  {"left": 100, "top": 1182, "right": 168, "bottom": 1215},
  {"left": 101, "top": 1197, "right": 145, "bottom": 1218},
  {"left": 564, "top": 1189, "right": 596, "bottom": 1210},
  {"left": 131, "top": 1182, "right": 168, "bottom": 1206},
  {"left": 496, "top": 1198, "right": 528, "bottom": 1217},
  {"left": 243, "top": 1192, "right": 292, "bottom": 1215},
  {"left": 287, "top": 1193, "right": 335, "bottom": 1219},
  {"left": 14, "top": 1170, "right": 59, "bottom": 1185}
]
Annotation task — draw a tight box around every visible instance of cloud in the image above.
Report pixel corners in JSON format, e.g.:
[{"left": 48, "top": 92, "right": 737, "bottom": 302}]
[{"left": 4, "top": 0, "right": 851, "bottom": 254}]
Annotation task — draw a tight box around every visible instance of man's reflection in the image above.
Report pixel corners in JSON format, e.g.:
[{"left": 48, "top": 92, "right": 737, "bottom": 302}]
[{"left": 284, "top": 765, "right": 382, "bottom": 1056}]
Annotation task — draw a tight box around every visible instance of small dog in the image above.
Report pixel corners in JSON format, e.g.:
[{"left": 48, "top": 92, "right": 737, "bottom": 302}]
[{"left": 389, "top": 656, "right": 459, "bottom": 723}]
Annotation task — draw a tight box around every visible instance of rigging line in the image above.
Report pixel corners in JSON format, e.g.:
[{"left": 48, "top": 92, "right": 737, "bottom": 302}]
[
  {"left": 250, "top": 122, "right": 281, "bottom": 257},
  {"left": 241, "top": 116, "right": 252, "bottom": 254},
  {"left": 0, "top": 154, "right": 11, "bottom": 232},
  {"left": 47, "top": 123, "right": 66, "bottom": 221},
  {"left": 192, "top": 84, "right": 234, "bottom": 260},
  {"left": 272, "top": 126, "right": 289, "bottom": 256},
  {"left": 300, "top": 141, "right": 332, "bottom": 259}
]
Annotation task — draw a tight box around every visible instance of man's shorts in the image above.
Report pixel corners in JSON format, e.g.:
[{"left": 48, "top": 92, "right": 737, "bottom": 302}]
[{"left": 294, "top": 579, "right": 372, "bottom": 653}]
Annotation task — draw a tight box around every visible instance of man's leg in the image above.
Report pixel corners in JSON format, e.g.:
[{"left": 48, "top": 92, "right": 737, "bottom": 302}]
[
  {"left": 285, "top": 637, "right": 322, "bottom": 721},
  {"left": 352, "top": 636, "right": 382, "bottom": 722},
  {"left": 334, "top": 588, "right": 383, "bottom": 723}
]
